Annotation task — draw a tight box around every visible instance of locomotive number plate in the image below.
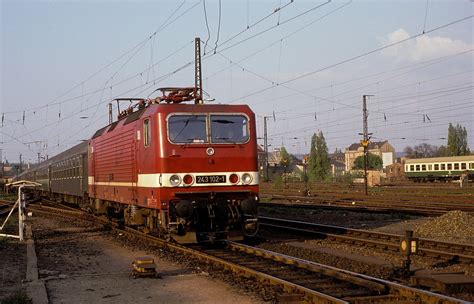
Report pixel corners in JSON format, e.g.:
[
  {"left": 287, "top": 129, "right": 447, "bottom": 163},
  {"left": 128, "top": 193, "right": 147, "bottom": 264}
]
[{"left": 196, "top": 175, "right": 226, "bottom": 184}]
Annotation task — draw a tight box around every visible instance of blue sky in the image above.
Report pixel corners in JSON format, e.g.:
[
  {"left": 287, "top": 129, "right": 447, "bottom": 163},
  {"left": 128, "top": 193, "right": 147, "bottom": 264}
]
[{"left": 1, "top": 0, "right": 473, "bottom": 163}]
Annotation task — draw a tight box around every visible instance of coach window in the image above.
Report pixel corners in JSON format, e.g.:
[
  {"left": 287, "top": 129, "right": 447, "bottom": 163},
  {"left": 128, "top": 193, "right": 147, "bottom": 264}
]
[
  {"left": 421, "top": 165, "right": 426, "bottom": 171},
  {"left": 470, "top": 163, "right": 474, "bottom": 169},
  {"left": 434, "top": 164, "right": 439, "bottom": 170},
  {"left": 441, "top": 164, "right": 445, "bottom": 170},
  {"left": 454, "top": 163, "right": 459, "bottom": 170},
  {"left": 447, "top": 163, "right": 452, "bottom": 170},
  {"left": 461, "top": 163, "right": 466, "bottom": 170},
  {"left": 416, "top": 165, "right": 420, "bottom": 171},
  {"left": 428, "top": 165, "right": 432, "bottom": 171},
  {"left": 144, "top": 118, "right": 151, "bottom": 147},
  {"left": 410, "top": 165, "right": 414, "bottom": 171}
]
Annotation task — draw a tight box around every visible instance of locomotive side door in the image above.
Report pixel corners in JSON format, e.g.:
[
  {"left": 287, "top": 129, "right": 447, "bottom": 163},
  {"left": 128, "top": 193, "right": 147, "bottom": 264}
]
[
  {"left": 132, "top": 137, "right": 138, "bottom": 203},
  {"left": 89, "top": 142, "right": 96, "bottom": 198}
]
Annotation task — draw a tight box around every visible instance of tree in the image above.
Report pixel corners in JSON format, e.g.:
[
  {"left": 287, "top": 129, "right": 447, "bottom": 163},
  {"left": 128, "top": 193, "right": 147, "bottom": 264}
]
[
  {"left": 279, "top": 147, "right": 292, "bottom": 167},
  {"left": 308, "top": 131, "right": 331, "bottom": 181},
  {"left": 353, "top": 153, "right": 383, "bottom": 170},
  {"left": 436, "top": 145, "right": 448, "bottom": 157},
  {"left": 404, "top": 143, "right": 441, "bottom": 158},
  {"left": 447, "top": 123, "right": 470, "bottom": 156}
]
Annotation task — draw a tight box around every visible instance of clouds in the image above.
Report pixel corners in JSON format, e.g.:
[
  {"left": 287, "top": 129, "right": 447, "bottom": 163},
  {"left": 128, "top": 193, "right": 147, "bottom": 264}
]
[{"left": 379, "top": 28, "right": 472, "bottom": 62}]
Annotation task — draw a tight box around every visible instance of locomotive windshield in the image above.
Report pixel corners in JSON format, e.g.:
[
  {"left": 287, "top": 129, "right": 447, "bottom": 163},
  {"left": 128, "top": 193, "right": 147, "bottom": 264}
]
[
  {"left": 168, "top": 114, "right": 249, "bottom": 144},
  {"left": 168, "top": 115, "right": 208, "bottom": 143},
  {"left": 210, "top": 115, "right": 248, "bottom": 143}
]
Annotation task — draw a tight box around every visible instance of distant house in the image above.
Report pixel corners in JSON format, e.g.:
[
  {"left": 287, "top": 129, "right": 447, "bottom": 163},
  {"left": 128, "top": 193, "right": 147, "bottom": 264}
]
[
  {"left": 386, "top": 162, "right": 405, "bottom": 179},
  {"left": 329, "top": 148, "right": 345, "bottom": 163},
  {"left": 330, "top": 159, "right": 346, "bottom": 176},
  {"left": 344, "top": 140, "right": 395, "bottom": 171},
  {"left": 257, "top": 146, "right": 298, "bottom": 179}
]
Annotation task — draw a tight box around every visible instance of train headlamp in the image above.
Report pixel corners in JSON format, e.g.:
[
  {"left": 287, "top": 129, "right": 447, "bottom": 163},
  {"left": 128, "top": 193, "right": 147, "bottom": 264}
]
[
  {"left": 241, "top": 173, "right": 252, "bottom": 185},
  {"left": 169, "top": 175, "right": 181, "bottom": 187}
]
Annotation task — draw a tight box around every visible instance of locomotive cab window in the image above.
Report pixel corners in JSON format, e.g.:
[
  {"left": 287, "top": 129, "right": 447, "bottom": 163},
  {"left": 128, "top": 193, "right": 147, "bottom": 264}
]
[
  {"left": 210, "top": 115, "right": 249, "bottom": 143},
  {"left": 168, "top": 115, "right": 207, "bottom": 144},
  {"left": 143, "top": 118, "right": 151, "bottom": 147}
]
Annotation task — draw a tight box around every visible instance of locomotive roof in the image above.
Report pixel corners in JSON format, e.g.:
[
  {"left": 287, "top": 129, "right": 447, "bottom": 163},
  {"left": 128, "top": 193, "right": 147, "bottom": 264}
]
[
  {"left": 92, "top": 102, "right": 254, "bottom": 139},
  {"left": 405, "top": 155, "right": 474, "bottom": 164}
]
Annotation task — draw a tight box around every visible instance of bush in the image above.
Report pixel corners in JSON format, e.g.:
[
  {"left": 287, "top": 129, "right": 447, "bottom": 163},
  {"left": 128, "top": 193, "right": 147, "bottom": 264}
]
[{"left": 273, "top": 175, "right": 283, "bottom": 190}]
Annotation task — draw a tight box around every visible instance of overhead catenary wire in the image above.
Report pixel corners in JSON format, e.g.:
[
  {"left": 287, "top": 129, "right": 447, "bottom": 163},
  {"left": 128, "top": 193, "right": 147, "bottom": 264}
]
[
  {"left": 4, "top": 3, "right": 472, "bottom": 161},
  {"left": 227, "top": 15, "right": 473, "bottom": 104},
  {"left": 205, "top": 0, "right": 352, "bottom": 81},
  {"left": 202, "top": 0, "right": 212, "bottom": 54},
  {"left": 209, "top": 0, "right": 332, "bottom": 57},
  {"left": 2, "top": 0, "right": 200, "bottom": 116},
  {"left": 213, "top": 0, "right": 222, "bottom": 54}
]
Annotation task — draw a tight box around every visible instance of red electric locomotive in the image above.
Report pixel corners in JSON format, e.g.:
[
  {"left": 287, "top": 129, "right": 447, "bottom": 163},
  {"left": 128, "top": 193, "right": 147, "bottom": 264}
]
[{"left": 88, "top": 89, "right": 259, "bottom": 243}]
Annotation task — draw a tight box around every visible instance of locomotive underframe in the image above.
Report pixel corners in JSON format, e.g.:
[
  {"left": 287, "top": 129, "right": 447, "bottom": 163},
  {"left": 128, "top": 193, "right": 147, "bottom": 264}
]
[{"left": 35, "top": 187, "right": 259, "bottom": 243}]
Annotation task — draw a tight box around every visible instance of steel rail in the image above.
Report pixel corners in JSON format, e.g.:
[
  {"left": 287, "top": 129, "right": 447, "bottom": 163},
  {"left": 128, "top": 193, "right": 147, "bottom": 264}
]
[
  {"left": 263, "top": 193, "right": 474, "bottom": 209},
  {"left": 260, "top": 200, "right": 448, "bottom": 216},
  {"left": 258, "top": 216, "right": 474, "bottom": 264},
  {"left": 29, "top": 203, "right": 468, "bottom": 303},
  {"left": 227, "top": 241, "right": 468, "bottom": 304}
]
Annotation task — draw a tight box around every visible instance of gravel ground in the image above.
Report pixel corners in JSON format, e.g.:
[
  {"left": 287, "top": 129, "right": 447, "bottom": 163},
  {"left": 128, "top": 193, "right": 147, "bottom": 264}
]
[
  {"left": 259, "top": 206, "right": 421, "bottom": 229},
  {"left": 414, "top": 211, "right": 474, "bottom": 244},
  {"left": 0, "top": 215, "right": 28, "bottom": 303},
  {"left": 105, "top": 230, "right": 284, "bottom": 302},
  {"left": 30, "top": 213, "right": 279, "bottom": 303}
]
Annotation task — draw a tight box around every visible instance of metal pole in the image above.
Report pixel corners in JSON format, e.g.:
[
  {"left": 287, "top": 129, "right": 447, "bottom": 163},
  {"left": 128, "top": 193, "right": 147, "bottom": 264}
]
[
  {"left": 18, "top": 186, "right": 24, "bottom": 241},
  {"left": 108, "top": 103, "right": 113, "bottom": 124},
  {"left": 264, "top": 117, "right": 269, "bottom": 181},
  {"left": 195, "top": 37, "right": 203, "bottom": 104},
  {"left": 363, "top": 95, "right": 368, "bottom": 196},
  {"left": 19, "top": 153, "right": 22, "bottom": 174},
  {"left": 362, "top": 94, "right": 373, "bottom": 196}
]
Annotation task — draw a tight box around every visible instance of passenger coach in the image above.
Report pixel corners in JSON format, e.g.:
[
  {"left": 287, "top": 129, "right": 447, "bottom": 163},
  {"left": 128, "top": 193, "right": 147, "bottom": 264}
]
[{"left": 405, "top": 155, "right": 474, "bottom": 182}]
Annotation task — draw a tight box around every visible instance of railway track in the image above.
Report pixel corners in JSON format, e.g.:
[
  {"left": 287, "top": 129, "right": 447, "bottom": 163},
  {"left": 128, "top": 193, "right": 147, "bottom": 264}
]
[
  {"left": 260, "top": 194, "right": 474, "bottom": 216},
  {"left": 259, "top": 216, "right": 474, "bottom": 264},
  {"left": 26, "top": 202, "right": 468, "bottom": 303},
  {"left": 260, "top": 182, "right": 474, "bottom": 210},
  {"left": 0, "top": 199, "right": 17, "bottom": 216}
]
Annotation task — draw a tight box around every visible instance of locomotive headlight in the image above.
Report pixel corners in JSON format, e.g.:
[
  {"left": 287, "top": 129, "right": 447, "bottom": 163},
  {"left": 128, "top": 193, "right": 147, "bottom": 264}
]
[
  {"left": 169, "top": 174, "right": 181, "bottom": 187},
  {"left": 241, "top": 173, "right": 253, "bottom": 185}
]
